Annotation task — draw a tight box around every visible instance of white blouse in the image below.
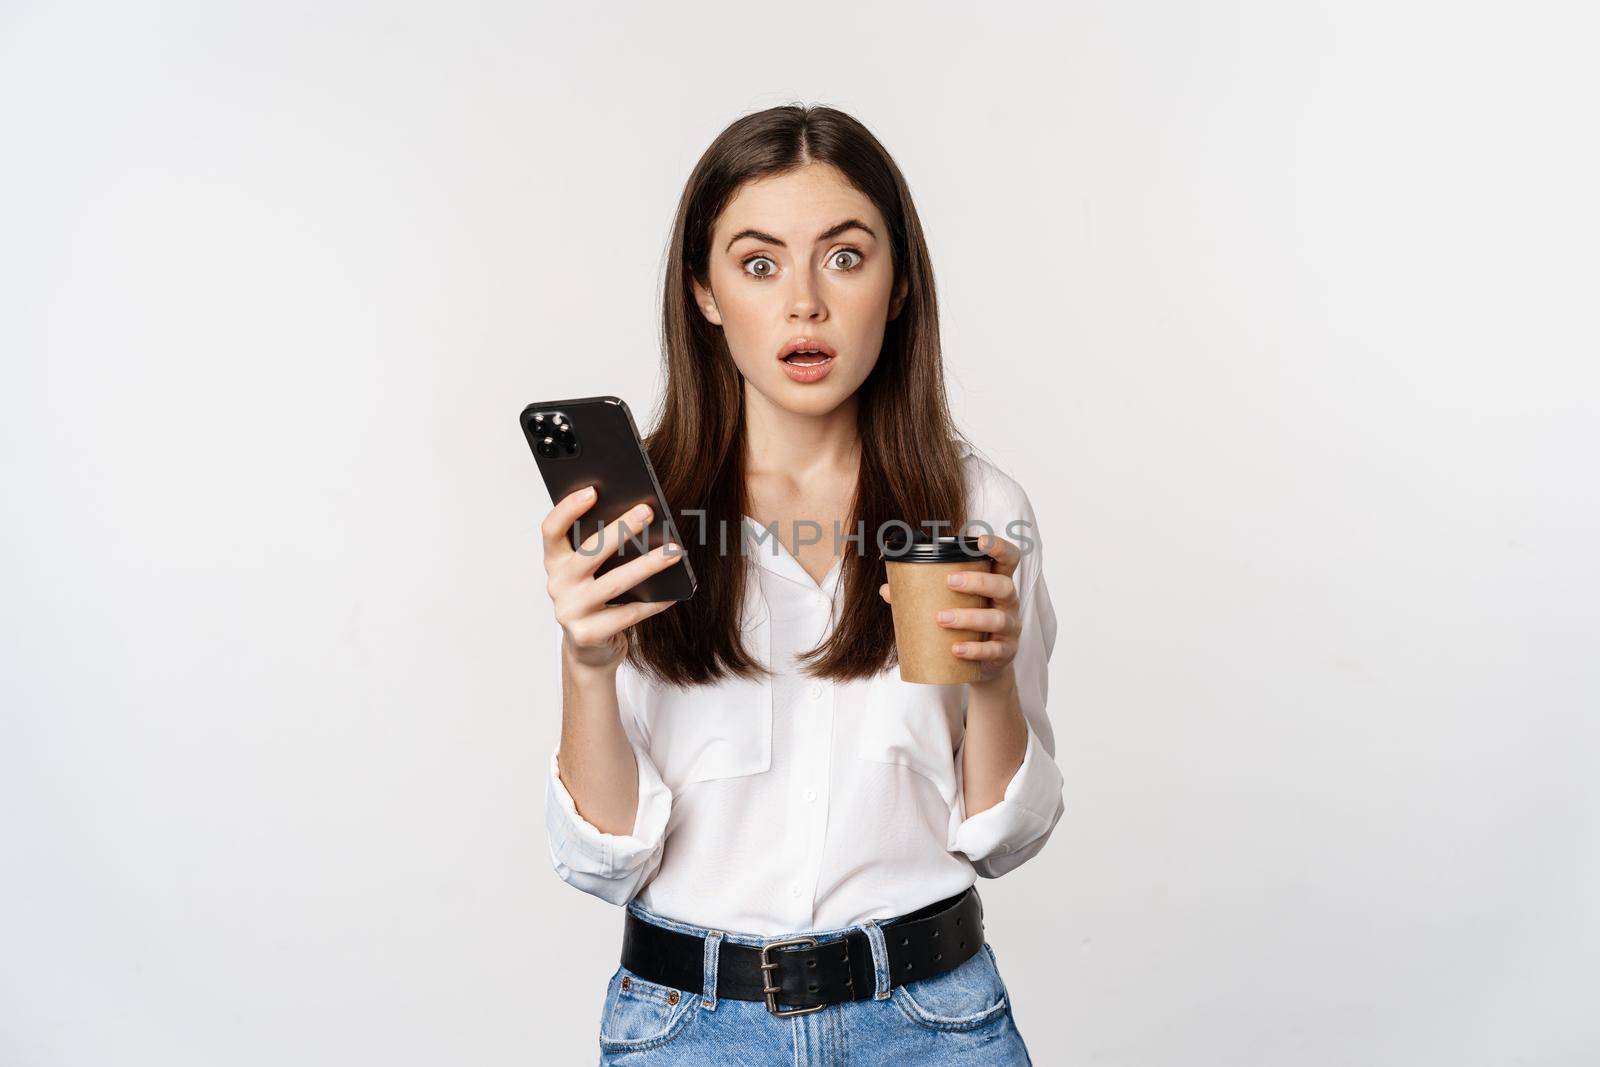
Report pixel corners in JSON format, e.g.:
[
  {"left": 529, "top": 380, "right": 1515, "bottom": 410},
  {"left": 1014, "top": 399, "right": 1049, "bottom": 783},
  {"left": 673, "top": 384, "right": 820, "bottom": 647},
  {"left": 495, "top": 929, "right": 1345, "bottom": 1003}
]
[{"left": 545, "top": 440, "right": 1065, "bottom": 936}]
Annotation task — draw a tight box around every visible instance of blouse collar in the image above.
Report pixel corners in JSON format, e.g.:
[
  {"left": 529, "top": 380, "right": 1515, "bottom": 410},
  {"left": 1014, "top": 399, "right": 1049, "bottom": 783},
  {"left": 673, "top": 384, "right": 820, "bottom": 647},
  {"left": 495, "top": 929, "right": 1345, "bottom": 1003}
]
[{"left": 740, "top": 437, "right": 973, "bottom": 594}]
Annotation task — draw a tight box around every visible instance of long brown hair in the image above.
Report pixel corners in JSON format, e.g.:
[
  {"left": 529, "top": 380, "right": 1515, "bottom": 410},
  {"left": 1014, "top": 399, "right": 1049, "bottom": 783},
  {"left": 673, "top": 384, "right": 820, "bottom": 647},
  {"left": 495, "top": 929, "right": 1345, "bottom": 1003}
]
[{"left": 627, "top": 104, "right": 973, "bottom": 688}]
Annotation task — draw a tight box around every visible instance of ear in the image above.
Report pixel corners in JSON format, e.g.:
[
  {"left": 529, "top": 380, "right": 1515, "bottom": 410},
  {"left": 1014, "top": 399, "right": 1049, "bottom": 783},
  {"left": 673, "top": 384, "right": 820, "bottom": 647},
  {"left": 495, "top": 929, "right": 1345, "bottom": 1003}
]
[
  {"left": 690, "top": 274, "right": 723, "bottom": 327},
  {"left": 887, "top": 273, "right": 910, "bottom": 321}
]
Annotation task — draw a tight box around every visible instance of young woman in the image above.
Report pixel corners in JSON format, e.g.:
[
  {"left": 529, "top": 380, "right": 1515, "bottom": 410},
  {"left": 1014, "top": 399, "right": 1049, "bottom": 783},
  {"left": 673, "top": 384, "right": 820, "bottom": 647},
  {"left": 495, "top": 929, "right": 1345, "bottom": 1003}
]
[{"left": 539, "top": 104, "right": 1064, "bottom": 1065}]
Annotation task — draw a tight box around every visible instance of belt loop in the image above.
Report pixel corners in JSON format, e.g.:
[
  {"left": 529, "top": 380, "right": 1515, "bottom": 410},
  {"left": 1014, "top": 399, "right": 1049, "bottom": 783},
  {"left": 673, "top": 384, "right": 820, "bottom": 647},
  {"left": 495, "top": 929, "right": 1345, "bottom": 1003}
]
[
  {"left": 857, "top": 919, "right": 892, "bottom": 1000},
  {"left": 701, "top": 930, "right": 724, "bottom": 1010}
]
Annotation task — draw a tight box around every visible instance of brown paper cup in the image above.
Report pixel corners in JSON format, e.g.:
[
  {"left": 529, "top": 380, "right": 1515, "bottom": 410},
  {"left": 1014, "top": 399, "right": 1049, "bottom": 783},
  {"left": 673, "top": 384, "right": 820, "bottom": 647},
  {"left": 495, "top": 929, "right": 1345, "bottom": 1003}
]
[{"left": 885, "top": 551, "right": 995, "bottom": 684}]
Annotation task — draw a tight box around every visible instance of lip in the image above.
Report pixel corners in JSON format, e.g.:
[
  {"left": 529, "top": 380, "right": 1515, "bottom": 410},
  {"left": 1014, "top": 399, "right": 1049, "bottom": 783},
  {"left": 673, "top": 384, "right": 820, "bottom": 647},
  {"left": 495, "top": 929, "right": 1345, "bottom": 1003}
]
[
  {"left": 777, "top": 336, "right": 836, "bottom": 385},
  {"left": 780, "top": 355, "right": 834, "bottom": 384},
  {"left": 777, "top": 337, "right": 839, "bottom": 361}
]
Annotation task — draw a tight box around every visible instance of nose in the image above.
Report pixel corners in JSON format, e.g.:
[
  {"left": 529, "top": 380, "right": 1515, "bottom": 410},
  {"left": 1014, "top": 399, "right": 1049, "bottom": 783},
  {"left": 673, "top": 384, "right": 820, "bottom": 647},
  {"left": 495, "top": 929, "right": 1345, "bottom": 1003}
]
[{"left": 786, "top": 267, "right": 827, "bottom": 322}]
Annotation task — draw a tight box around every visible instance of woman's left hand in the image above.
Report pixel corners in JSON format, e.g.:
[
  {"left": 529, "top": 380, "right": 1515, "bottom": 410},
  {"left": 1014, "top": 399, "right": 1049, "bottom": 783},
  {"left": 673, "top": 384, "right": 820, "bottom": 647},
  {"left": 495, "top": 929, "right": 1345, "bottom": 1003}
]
[{"left": 877, "top": 533, "right": 1022, "bottom": 689}]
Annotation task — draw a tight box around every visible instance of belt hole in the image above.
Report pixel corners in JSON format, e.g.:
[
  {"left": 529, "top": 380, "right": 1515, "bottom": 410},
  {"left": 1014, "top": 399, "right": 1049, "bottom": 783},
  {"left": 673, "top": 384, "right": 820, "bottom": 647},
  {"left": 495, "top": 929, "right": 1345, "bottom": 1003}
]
[
  {"left": 900, "top": 937, "right": 909, "bottom": 946},
  {"left": 956, "top": 917, "right": 963, "bottom": 925},
  {"left": 935, "top": 952, "right": 943, "bottom": 961},
  {"left": 807, "top": 960, "right": 816, "bottom": 968},
  {"left": 932, "top": 929, "right": 941, "bottom": 938},
  {"left": 961, "top": 941, "right": 966, "bottom": 949},
  {"left": 808, "top": 984, "right": 817, "bottom": 992}
]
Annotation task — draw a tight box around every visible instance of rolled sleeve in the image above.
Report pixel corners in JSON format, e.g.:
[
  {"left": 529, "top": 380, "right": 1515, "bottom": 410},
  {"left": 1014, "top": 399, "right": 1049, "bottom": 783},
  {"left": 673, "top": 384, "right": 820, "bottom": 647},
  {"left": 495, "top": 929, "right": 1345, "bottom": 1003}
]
[
  {"left": 948, "top": 487, "right": 1066, "bottom": 878},
  {"left": 544, "top": 666, "right": 672, "bottom": 906}
]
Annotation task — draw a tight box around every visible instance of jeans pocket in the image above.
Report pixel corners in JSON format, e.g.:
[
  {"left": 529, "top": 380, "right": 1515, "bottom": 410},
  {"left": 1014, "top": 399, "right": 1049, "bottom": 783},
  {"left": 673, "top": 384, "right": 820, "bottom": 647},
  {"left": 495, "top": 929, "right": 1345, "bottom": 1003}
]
[
  {"left": 597, "top": 965, "right": 696, "bottom": 1053},
  {"left": 892, "top": 941, "right": 1010, "bottom": 1032}
]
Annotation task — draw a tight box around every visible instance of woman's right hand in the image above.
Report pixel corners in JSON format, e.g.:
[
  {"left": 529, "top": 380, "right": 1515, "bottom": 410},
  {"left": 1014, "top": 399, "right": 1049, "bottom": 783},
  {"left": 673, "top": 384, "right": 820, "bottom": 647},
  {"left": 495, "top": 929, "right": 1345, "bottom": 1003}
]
[{"left": 540, "top": 486, "right": 685, "bottom": 672}]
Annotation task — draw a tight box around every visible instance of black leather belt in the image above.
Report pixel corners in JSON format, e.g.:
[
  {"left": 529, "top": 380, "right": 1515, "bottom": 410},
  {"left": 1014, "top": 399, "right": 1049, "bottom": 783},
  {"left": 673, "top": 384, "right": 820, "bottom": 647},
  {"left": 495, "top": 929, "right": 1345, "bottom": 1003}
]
[{"left": 620, "top": 885, "right": 984, "bottom": 1017}]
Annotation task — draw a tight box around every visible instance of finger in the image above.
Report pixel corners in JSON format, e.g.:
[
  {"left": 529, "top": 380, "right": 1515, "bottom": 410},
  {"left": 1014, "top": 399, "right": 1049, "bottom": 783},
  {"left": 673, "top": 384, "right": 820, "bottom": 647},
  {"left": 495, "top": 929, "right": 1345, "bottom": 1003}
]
[
  {"left": 945, "top": 569, "right": 1017, "bottom": 605},
  {"left": 934, "top": 606, "right": 1017, "bottom": 636},
  {"left": 568, "top": 502, "right": 655, "bottom": 580},
  {"left": 879, "top": 582, "right": 892, "bottom": 603},
  {"left": 583, "top": 541, "right": 687, "bottom": 608},
  {"left": 563, "top": 598, "right": 675, "bottom": 655},
  {"left": 952, "top": 638, "right": 1014, "bottom": 661},
  {"left": 584, "top": 596, "right": 679, "bottom": 637},
  {"left": 540, "top": 485, "right": 600, "bottom": 569},
  {"left": 976, "top": 533, "right": 1021, "bottom": 579}
]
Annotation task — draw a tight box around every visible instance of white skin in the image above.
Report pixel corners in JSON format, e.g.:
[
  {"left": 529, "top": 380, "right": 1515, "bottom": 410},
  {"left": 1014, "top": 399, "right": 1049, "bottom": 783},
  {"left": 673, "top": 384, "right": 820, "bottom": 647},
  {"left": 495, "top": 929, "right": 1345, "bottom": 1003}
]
[{"left": 540, "top": 161, "right": 1027, "bottom": 821}]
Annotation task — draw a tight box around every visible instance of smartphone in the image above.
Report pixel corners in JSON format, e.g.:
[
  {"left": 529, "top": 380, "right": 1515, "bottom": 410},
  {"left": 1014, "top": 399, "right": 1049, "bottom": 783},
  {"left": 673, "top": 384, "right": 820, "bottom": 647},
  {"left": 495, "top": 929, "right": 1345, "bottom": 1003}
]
[{"left": 519, "top": 395, "right": 696, "bottom": 605}]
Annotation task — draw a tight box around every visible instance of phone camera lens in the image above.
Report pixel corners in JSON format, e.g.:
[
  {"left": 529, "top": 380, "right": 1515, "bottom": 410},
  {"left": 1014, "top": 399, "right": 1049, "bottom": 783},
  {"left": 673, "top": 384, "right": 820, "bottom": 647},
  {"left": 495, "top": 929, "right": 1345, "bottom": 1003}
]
[
  {"left": 537, "top": 436, "right": 559, "bottom": 459},
  {"left": 551, "top": 419, "right": 577, "bottom": 453}
]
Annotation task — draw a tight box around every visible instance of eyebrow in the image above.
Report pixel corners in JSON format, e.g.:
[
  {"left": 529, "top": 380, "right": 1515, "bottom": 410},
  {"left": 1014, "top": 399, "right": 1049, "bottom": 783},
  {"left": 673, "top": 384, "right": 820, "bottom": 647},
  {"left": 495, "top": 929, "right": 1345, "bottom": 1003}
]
[{"left": 724, "top": 218, "right": 877, "bottom": 253}]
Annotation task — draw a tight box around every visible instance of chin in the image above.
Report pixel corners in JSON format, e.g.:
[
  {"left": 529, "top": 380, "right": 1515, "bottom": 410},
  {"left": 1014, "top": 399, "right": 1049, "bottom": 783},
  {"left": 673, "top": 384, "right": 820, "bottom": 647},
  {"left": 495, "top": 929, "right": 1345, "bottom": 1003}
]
[
  {"left": 788, "top": 391, "right": 849, "bottom": 413},
  {"left": 752, "top": 376, "right": 848, "bottom": 414}
]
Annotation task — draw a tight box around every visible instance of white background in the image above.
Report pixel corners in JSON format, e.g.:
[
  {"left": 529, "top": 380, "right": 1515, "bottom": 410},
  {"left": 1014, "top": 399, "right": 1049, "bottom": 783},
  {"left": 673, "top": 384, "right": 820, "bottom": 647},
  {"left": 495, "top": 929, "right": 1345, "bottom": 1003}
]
[{"left": 3, "top": 2, "right": 1597, "bottom": 1064}]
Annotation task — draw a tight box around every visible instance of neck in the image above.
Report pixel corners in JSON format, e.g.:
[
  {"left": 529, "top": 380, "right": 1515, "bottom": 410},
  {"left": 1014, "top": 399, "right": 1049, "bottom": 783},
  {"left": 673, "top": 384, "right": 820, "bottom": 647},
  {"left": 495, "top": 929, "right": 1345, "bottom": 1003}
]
[{"left": 742, "top": 389, "right": 862, "bottom": 482}]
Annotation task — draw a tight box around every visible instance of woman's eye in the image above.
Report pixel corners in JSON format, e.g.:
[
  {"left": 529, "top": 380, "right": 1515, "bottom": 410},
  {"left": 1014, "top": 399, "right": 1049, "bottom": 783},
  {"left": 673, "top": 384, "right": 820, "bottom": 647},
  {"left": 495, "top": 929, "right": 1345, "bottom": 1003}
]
[{"left": 742, "top": 249, "right": 860, "bottom": 278}]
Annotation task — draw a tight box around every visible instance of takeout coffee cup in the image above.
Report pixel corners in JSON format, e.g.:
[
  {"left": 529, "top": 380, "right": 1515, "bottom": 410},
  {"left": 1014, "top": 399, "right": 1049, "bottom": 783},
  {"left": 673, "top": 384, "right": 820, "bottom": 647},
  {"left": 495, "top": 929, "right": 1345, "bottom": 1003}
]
[{"left": 882, "top": 533, "right": 994, "bottom": 684}]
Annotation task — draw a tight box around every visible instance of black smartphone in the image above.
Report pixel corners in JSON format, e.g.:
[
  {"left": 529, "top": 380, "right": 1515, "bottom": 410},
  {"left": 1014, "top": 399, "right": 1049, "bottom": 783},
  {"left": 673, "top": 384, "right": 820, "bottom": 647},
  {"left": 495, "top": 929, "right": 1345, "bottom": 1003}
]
[{"left": 519, "top": 395, "right": 696, "bottom": 605}]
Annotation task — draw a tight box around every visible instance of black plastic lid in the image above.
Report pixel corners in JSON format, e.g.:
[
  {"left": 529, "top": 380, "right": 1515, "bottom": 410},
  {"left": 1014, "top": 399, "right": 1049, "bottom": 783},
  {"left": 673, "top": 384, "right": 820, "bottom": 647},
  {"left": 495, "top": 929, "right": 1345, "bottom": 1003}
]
[{"left": 880, "top": 532, "right": 989, "bottom": 564}]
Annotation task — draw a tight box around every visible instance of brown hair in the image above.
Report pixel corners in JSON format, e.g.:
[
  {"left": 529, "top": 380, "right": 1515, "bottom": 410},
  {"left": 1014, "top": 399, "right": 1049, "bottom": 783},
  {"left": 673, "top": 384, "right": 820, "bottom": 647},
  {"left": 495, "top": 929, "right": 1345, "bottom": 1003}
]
[{"left": 627, "top": 103, "right": 973, "bottom": 688}]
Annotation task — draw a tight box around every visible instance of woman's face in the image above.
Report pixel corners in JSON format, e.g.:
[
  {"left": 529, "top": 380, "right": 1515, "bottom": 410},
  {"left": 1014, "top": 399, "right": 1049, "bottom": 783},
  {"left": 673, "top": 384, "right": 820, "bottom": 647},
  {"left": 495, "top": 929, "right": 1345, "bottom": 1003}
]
[{"left": 692, "top": 162, "right": 908, "bottom": 418}]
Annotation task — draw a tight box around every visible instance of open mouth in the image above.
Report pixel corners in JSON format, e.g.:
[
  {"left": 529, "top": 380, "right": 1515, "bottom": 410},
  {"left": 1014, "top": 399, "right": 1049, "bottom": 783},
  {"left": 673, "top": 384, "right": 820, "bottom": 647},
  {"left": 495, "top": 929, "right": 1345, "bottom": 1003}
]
[
  {"left": 778, "top": 337, "right": 838, "bottom": 365},
  {"left": 777, "top": 338, "right": 837, "bottom": 382},
  {"left": 782, "top": 350, "right": 834, "bottom": 367}
]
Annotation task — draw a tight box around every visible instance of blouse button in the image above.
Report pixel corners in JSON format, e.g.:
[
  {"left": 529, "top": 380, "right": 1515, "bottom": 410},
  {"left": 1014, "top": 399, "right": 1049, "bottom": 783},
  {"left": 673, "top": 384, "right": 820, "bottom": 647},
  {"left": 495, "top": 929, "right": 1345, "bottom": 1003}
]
[
  {"left": 808, "top": 683, "right": 823, "bottom": 699},
  {"left": 803, "top": 788, "right": 817, "bottom": 803}
]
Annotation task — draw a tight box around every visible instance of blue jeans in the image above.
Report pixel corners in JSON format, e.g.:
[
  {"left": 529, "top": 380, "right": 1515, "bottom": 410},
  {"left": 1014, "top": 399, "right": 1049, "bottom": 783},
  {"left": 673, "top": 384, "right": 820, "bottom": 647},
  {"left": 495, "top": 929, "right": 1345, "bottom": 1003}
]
[{"left": 596, "top": 897, "right": 1034, "bottom": 1065}]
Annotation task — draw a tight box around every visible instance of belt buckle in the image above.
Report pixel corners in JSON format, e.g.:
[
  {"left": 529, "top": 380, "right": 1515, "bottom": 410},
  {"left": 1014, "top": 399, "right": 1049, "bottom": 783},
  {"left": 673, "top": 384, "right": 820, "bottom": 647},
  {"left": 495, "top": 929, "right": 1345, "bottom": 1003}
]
[{"left": 759, "top": 936, "right": 826, "bottom": 1017}]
